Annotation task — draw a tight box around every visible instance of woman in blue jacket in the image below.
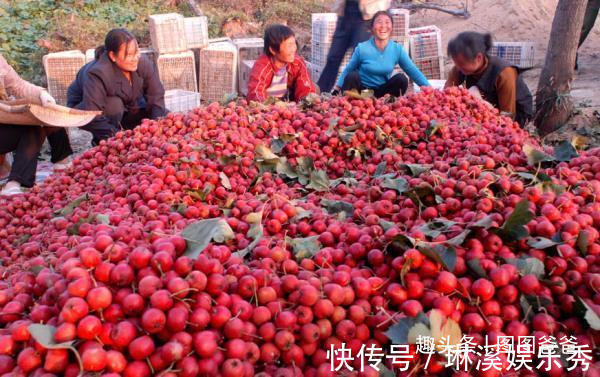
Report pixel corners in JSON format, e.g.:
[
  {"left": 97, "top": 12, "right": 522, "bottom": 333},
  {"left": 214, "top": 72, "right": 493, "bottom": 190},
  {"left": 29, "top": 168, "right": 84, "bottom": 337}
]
[{"left": 334, "top": 11, "right": 430, "bottom": 98}]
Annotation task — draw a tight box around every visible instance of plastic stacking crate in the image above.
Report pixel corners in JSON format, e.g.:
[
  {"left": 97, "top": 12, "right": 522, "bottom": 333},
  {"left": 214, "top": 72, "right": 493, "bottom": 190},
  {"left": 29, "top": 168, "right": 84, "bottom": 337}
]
[
  {"left": 43, "top": 50, "right": 86, "bottom": 106},
  {"left": 413, "top": 56, "right": 445, "bottom": 80},
  {"left": 305, "top": 62, "right": 321, "bottom": 84},
  {"left": 311, "top": 40, "right": 331, "bottom": 68},
  {"left": 157, "top": 50, "right": 197, "bottom": 92},
  {"left": 490, "top": 41, "right": 535, "bottom": 68},
  {"left": 84, "top": 49, "right": 95, "bottom": 64},
  {"left": 198, "top": 41, "right": 238, "bottom": 103},
  {"left": 164, "top": 89, "right": 201, "bottom": 113},
  {"left": 238, "top": 60, "right": 255, "bottom": 96},
  {"left": 409, "top": 25, "right": 442, "bottom": 60},
  {"left": 149, "top": 13, "right": 187, "bottom": 54},
  {"left": 184, "top": 16, "right": 209, "bottom": 49},
  {"left": 312, "top": 13, "right": 338, "bottom": 44},
  {"left": 389, "top": 9, "right": 410, "bottom": 42},
  {"left": 233, "top": 38, "right": 264, "bottom": 91}
]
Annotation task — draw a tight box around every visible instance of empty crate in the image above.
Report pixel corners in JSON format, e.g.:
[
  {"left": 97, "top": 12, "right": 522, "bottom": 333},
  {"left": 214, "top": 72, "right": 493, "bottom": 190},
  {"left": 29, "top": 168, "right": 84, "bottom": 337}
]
[
  {"left": 233, "top": 38, "right": 264, "bottom": 92},
  {"left": 198, "top": 41, "right": 238, "bottom": 103},
  {"left": 184, "top": 16, "right": 209, "bottom": 49},
  {"left": 312, "top": 13, "right": 338, "bottom": 44},
  {"left": 306, "top": 62, "right": 321, "bottom": 84},
  {"left": 85, "top": 49, "right": 95, "bottom": 64},
  {"left": 165, "top": 89, "right": 201, "bottom": 113},
  {"left": 490, "top": 42, "right": 535, "bottom": 68},
  {"left": 409, "top": 25, "right": 442, "bottom": 60},
  {"left": 389, "top": 9, "right": 410, "bottom": 43},
  {"left": 414, "top": 56, "right": 445, "bottom": 80},
  {"left": 157, "top": 50, "right": 197, "bottom": 92},
  {"left": 239, "top": 60, "right": 255, "bottom": 96},
  {"left": 149, "top": 13, "right": 187, "bottom": 54},
  {"left": 43, "top": 50, "right": 86, "bottom": 106}
]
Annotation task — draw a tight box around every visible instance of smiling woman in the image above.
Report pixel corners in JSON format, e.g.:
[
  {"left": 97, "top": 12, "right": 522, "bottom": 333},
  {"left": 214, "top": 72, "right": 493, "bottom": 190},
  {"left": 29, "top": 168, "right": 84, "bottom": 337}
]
[
  {"left": 333, "top": 11, "right": 430, "bottom": 98},
  {"left": 66, "top": 28, "right": 166, "bottom": 146}
]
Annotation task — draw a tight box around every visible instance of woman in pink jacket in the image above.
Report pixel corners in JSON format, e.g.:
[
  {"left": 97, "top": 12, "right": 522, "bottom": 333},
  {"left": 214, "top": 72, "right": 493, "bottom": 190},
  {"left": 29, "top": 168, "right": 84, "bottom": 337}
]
[{"left": 0, "top": 54, "right": 72, "bottom": 195}]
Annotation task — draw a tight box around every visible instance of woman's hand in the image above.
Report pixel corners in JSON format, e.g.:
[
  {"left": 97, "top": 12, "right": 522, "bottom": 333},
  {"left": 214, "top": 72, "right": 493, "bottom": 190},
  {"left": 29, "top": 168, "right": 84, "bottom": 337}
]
[
  {"left": 39, "top": 91, "right": 56, "bottom": 107},
  {"left": 331, "top": 85, "right": 342, "bottom": 96}
]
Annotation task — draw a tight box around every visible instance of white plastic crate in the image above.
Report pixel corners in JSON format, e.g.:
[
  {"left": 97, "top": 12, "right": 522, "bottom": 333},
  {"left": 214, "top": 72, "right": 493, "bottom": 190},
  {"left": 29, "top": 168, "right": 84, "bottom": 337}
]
[
  {"left": 306, "top": 62, "right": 321, "bottom": 84},
  {"left": 165, "top": 89, "right": 201, "bottom": 113},
  {"left": 311, "top": 40, "right": 331, "bottom": 68},
  {"left": 198, "top": 41, "right": 238, "bottom": 103},
  {"left": 184, "top": 16, "right": 209, "bottom": 49},
  {"left": 85, "top": 49, "right": 95, "bottom": 64},
  {"left": 149, "top": 13, "right": 187, "bottom": 54},
  {"left": 238, "top": 60, "right": 255, "bottom": 96},
  {"left": 157, "top": 50, "right": 197, "bottom": 92},
  {"left": 413, "top": 56, "right": 445, "bottom": 80},
  {"left": 43, "top": 50, "right": 86, "bottom": 106},
  {"left": 233, "top": 38, "right": 264, "bottom": 91},
  {"left": 312, "top": 13, "right": 338, "bottom": 44},
  {"left": 389, "top": 9, "right": 410, "bottom": 42},
  {"left": 490, "top": 42, "right": 535, "bottom": 68},
  {"left": 409, "top": 25, "right": 443, "bottom": 60}
]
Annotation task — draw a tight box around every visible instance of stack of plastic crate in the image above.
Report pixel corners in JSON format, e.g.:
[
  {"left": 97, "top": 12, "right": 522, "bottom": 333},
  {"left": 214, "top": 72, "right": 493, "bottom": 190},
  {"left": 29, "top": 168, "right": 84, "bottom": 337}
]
[
  {"left": 42, "top": 50, "right": 86, "bottom": 106},
  {"left": 409, "top": 25, "right": 444, "bottom": 80},
  {"left": 389, "top": 9, "right": 410, "bottom": 51},
  {"left": 198, "top": 40, "right": 238, "bottom": 103},
  {"left": 490, "top": 42, "right": 535, "bottom": 68},
  {"left": 233, "top": 38, "right": 264, "bottom": 95},
  {"left": 149, "top": 13, "right": 200, "bottom": 98},
  {"left": 311, "top": 13, "right": 338, "bottom": 70}
]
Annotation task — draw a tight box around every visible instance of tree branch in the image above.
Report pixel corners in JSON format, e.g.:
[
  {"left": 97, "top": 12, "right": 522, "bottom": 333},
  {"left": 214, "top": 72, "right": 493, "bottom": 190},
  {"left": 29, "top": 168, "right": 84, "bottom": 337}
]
[{"left": 393, "top": 2, "right": 471, "bottom": 18}]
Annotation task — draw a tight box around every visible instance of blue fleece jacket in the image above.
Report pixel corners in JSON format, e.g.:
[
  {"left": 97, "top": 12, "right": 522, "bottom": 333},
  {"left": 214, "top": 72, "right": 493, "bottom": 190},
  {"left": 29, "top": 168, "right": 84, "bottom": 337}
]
[{"left": 337, "top": 37, "right": 431, "bottom": 89}]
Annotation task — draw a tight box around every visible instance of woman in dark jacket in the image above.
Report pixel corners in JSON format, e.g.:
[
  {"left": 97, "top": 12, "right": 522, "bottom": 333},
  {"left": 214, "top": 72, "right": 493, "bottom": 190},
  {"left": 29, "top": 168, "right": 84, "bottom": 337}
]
[
  {"left": 68, "top": 28, "right": 166, "bottom": 146},
  {"left": 444, "top": 32, "right": 533, "bottom": 128}
]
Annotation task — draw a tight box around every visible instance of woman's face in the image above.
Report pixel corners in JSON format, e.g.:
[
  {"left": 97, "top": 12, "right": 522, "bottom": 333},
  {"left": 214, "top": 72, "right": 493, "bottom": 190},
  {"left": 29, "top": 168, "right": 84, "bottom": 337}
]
[
  {"left": 271, "top": 36, "right": 297, "bottom": 64},
  {"left": 452, "top": 52, "right": 485, "bottom": 75},
  {"left": 372, "top": 14, "right": 392, "bottom": 41},
  {"left": 109, "top": 39, "right": 140, "bottom": 72}
]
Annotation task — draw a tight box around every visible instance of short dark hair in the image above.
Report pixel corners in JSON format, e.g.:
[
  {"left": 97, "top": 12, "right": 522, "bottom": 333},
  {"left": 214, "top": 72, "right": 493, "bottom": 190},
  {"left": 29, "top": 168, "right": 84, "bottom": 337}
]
[
  {"left": 447, "top": 31, "right": 493, "bottom": 61},
  {"left": 370, "top": 11, "right": 394, "bottom": 29},
  {"left": 95, "top": 28, "right": 137, "bottom": 60},
  {"left": 264, "top": 24, "right": 295, "bottom": 57}
]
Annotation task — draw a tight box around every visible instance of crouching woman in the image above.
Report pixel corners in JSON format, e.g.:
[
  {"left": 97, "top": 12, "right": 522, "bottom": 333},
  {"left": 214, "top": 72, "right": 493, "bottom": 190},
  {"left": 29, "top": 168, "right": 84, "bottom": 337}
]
[
  {"left": 68, "top": 28, "right": 166, "bottom": 146},
  {"left": 334, "top": 11, "right": 430, "bottom": 98}
]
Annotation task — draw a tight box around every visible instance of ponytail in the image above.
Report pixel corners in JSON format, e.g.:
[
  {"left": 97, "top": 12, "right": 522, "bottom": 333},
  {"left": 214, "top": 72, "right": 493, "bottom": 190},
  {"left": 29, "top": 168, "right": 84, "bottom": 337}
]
[{"left": 448, "top": 31, "right": 493, "bottom": 61}]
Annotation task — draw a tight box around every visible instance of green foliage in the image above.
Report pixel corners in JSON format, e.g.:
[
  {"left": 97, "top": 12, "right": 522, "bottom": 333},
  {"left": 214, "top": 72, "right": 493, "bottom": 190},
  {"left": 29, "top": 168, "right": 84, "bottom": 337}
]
[{"left": 0, "top": 0, "right": 184, "bottom": 85}]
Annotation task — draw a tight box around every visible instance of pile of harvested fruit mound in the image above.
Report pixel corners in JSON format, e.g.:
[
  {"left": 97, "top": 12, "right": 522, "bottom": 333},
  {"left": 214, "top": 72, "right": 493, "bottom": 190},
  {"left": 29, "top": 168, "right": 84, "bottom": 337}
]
[{"left": 0, "top": 86, "right": 598, "bottom": 377}]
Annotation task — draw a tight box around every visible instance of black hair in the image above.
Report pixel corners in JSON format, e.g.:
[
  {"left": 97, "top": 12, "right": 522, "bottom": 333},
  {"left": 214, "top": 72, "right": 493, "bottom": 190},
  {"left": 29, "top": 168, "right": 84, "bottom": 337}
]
[
  {"left": 264, "top": 24, "right": 295, "bottom": 57},
  {"left": 447, "top": 31, "right": 493, "bottom": 61},
  {"left": 370, "top": 11, "right": 394, "bottom": 29},
  {"left": 95, "top": 28, "right": 137, "bottom": 60}
]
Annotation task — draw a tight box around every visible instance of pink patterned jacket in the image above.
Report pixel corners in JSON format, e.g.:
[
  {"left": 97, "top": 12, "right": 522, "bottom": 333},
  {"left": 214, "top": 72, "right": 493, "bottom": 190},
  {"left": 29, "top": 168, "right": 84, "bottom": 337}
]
[{"left": 0, "top": 54, "right": 43, "bottom": 101}]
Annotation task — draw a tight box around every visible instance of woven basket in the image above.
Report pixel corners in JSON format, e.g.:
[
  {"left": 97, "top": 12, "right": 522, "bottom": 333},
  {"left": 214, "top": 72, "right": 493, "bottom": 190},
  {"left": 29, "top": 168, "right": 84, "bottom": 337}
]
[
  {"left": 157, "top": 50, "right": 197, "bottom": 92},
  {"left": 0, "top": 99, "right": 100, "bottom": 127},
  {"left": 43, "top": 50, "right": 86, "bottom": 106},
  {"left": 149, "top": 13, "right": 187, "bottom": 54},
  {"left": 198, "top": 41, "right": 238, "bottom": 103}
]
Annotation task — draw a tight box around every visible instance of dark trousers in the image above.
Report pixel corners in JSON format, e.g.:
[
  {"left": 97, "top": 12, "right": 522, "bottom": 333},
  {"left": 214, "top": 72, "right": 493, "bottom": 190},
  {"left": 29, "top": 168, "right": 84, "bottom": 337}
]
[
  {"left": 0, "top": 126, "right": 71, "bottom": 187},
  {"left": 576, "top": 0, "right": 600, "bottom": 69},
  {"left": 342, "top": 71, "right": 409, "bottom": 98},
  {"left": 79, "top": 96, "right": 150, "bottom": 146},
  {"left": 316, "top": 3, "right": 371, "bottom": 92}
]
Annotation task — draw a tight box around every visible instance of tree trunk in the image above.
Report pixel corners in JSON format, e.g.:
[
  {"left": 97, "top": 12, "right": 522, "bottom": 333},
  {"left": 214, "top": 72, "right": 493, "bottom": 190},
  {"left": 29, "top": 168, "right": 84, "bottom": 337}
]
[{"left": 534, "top": 0, "right": 588, "bottom": 136}]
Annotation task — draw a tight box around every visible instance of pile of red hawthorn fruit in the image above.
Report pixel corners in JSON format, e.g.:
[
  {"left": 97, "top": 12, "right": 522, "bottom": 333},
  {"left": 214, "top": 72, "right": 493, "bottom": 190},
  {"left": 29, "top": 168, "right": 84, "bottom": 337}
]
[{"left": 0, "top": 87, "right": 598, "bottom": 377}]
